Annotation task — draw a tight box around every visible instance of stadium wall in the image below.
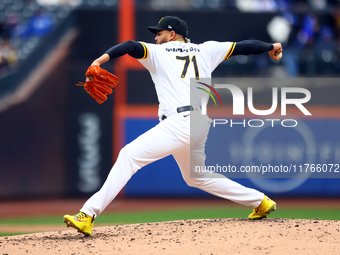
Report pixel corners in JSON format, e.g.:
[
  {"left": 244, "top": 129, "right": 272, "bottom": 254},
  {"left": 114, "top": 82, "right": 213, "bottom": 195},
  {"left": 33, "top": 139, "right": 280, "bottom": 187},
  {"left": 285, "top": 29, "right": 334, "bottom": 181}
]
[{"left": 1, "top": 9, "right": 339, "bottom": 199}]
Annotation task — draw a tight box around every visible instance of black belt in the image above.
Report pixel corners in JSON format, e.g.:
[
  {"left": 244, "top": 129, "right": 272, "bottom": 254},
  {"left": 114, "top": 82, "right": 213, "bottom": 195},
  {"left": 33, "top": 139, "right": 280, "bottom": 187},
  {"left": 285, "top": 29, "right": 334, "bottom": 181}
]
[
  {"left": 161, "top": 105, "right": 194, "bottom": 120},
  {"left": 177, "top": 105, "right": 194, "bottom": 113}
]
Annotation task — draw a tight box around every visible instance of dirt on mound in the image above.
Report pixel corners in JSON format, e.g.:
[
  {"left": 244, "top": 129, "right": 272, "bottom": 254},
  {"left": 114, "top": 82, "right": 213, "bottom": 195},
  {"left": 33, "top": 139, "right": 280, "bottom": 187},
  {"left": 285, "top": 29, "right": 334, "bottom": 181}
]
[{"left": 0, "top": 218, "right": 339, "bottom": 255}]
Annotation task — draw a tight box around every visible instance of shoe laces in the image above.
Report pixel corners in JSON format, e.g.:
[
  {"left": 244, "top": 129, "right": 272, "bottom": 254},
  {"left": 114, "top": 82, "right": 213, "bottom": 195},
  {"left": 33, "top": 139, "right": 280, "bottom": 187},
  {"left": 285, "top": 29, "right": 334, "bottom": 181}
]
[
  {"left": 75, "top": 212, "right": 87, "bottom": 219},
  {"left": 255, "top": 200, "right": 265, "bottom": 213}
]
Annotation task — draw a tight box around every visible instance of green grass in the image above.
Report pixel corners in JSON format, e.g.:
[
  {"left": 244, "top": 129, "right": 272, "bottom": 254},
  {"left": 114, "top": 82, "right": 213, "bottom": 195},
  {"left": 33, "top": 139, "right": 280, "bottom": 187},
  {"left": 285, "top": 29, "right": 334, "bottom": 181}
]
[
  {"left": 1, "top": 206, "right": 339, "bottom": 228},
  {"left": 0, "top": 233, "right": 28, "bottom": 237},
  {"left": 96, "top": 207, "right": 340, "bottom": 225}
]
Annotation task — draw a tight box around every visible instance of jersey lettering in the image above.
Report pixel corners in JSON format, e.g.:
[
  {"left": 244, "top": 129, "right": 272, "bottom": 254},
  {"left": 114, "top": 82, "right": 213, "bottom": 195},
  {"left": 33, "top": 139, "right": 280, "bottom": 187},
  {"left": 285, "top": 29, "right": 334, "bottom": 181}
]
[{"left": 166, "top": 47, "right": 200, "bottom": 53}]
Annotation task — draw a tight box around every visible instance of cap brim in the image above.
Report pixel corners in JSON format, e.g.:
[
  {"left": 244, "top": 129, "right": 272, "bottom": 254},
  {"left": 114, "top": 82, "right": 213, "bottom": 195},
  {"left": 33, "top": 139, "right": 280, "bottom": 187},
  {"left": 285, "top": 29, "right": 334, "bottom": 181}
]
[{"left": 147, "top": 25, "right": 164, "bottom": 34}]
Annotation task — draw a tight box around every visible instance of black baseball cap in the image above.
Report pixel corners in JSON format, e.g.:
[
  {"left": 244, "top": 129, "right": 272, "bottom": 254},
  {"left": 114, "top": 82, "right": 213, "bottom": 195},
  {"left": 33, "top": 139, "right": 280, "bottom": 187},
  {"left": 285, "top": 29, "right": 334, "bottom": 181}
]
[{"left": 147, "top": 16, "right": 188, "bottom": 38}]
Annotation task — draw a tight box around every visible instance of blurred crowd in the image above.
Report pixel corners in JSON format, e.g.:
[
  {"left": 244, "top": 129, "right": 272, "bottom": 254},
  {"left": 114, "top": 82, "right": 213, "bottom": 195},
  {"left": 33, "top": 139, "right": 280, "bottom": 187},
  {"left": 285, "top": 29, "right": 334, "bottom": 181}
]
[
  {"left": 1, "top": 0, "right": 340, "bottom": 76},
  {"left": 0, "top": 0, "right": 69, "bottom": 76},
  {"left": 266, "top": 3, "right": 340, "bottom": 76},
  {"left": 0, "top": 0, "right": 57, "bottom": 75}
]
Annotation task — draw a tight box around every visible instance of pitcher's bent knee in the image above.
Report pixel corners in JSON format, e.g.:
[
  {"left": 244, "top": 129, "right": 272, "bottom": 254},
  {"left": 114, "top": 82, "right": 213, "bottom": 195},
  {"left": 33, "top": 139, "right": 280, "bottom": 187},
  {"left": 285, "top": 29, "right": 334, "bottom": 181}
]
[{"left": 184, "top": 177, "right": 207, "bottom": 188}]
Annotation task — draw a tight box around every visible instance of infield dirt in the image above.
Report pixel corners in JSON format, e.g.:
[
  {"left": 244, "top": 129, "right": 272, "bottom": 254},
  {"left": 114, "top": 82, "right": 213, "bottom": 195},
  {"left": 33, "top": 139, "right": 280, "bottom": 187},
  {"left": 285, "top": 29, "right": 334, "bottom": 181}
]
[{"left": 0, "top": 218, "right": 339, "bottom": 255}]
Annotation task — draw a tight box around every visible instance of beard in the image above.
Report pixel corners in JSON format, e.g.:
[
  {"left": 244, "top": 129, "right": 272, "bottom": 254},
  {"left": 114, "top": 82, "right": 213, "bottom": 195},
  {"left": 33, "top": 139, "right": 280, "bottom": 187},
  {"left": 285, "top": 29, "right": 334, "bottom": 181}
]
[{"left": 157, "top": 38, "right": 168, "bottom": 44}]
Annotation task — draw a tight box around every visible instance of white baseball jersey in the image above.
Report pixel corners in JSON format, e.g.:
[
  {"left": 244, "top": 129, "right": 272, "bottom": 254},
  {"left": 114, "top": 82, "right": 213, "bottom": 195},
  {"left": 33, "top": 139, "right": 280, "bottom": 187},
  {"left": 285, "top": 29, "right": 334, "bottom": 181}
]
[
  {"left": 80, "top": 39, "right": 265, "bottom": 218},
  {"left": 137, "top": 40, "right": 236, "bottom": 118}
]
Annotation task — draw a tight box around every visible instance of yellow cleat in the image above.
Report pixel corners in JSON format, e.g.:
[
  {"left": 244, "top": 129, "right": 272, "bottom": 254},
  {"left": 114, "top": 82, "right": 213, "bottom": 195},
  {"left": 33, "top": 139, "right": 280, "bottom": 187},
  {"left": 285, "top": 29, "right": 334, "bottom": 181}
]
[
  {"left": 248, "top": 195, "right": 277, "bottom": 220},
  {"left": 63, "top": 212, "right": 95, "bottom": 236}
]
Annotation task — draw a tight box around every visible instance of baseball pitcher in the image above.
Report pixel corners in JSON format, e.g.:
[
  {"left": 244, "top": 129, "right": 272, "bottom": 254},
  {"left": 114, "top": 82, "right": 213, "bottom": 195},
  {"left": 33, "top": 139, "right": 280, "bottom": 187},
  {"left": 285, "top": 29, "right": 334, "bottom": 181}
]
[{"left": 64, "top": 16, "right": 283, "bottom": 235}]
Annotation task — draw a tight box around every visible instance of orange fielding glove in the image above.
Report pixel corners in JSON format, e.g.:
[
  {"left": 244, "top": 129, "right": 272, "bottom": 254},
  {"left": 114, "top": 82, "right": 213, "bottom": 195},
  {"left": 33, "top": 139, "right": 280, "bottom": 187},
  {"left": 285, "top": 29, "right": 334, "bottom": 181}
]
[{"left": 77, "top": 66, "right": 119, "bottom": 104}]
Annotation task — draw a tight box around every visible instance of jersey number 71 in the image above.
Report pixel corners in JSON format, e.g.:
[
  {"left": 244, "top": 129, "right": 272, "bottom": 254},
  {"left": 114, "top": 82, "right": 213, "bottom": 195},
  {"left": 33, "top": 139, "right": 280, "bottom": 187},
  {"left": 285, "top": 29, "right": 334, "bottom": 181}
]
[{"left": 176, "top": 55, "right": 200, "bottom": 80}]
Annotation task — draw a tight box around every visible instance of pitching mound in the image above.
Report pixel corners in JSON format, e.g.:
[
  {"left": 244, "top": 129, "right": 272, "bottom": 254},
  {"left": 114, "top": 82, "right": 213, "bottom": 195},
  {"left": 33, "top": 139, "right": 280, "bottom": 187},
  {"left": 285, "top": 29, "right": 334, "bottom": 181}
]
[{"left": 0, "top": 218, "right": 339, "bottom": 254}]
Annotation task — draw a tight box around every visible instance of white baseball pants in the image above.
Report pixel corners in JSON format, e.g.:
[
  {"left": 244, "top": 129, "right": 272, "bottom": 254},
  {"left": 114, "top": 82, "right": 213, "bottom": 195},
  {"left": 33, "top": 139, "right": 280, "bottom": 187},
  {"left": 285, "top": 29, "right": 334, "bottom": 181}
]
[{"left": 81, "top": 112, "right": 264, "bottom": 217}]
